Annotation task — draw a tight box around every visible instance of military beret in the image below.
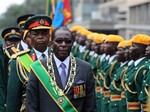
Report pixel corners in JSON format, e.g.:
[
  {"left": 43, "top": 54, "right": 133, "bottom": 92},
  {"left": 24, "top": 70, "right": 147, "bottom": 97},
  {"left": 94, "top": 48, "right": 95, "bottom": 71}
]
[
  {"left": 70, "top": 25, "right": 84, "bottom": 32},
  {"left": 118, "top": 40, "right": 132, "bottom": 48},
  {"left": 87, "top": 33, "right": 98, "bottom": 41},
  {"left": 2, "top": 26, "right": 21, "bottom": 40},
  {"left": 17, "top": 14, "right": 35, "bottom": 28},
  {"left": 131, "top": 34, "right": 150, "bottom": 45},
  {"left": 24, "top": 14, "right": 52, "bottom": 30},
  {"left": 94, "top": 34, "right": 107, "bottom": 44},
  {"left": 105, "top": 34, "right": 124, "bottom": 43}
]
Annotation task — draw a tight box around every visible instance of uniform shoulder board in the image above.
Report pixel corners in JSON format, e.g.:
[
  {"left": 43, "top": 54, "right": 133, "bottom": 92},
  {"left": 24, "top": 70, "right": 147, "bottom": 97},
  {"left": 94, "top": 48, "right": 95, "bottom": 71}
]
[{"left": 10, "top": 49, "right": 31, "bottom": 59}]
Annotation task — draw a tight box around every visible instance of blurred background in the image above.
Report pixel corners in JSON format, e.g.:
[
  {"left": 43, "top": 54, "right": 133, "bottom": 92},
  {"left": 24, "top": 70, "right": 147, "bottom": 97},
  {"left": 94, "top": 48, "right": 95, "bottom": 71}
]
[{"left": 1, "top": 0, "right": 150, "bottom": 39}]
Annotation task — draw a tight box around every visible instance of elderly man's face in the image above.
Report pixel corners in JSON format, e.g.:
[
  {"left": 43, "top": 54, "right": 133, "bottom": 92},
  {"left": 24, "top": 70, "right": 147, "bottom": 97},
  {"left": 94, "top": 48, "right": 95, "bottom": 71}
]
[{"left": 52, "top": 29, "right": 73, "bottom": 61}]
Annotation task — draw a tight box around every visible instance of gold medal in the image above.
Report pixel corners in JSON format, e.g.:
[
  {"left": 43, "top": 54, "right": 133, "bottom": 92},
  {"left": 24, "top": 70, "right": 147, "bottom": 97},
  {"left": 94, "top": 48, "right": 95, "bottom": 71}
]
[{"left": 58, "top": 97, "right": 64, "bottom": 104}]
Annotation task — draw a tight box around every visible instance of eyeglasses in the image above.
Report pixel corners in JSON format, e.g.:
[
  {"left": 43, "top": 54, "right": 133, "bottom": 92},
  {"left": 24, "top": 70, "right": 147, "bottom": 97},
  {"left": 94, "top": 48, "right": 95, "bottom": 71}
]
[{"left": 55, "top": 39, "right": 72, "bottom": 44}]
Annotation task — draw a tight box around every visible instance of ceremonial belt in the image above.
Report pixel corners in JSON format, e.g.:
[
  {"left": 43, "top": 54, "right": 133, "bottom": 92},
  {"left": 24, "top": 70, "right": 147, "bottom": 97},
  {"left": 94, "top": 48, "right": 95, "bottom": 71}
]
[
  {"left": 19, "top": 54, "right": 33, "bottom": 73},
  {"left": 96, "top": 86, "right": 101, "bottom": 93},
  {"left": 142, "top": 104, "right": 150, "bottom": 111},
  {"left": 121, "top": 91, "right": 126, "bottom": 98},
  {"left": 103, "top": 90, "right": 110, "bottom": 97},
  {"left": 110, "top": 95, "right": 121, "bottom": 101},
  {"left": 127, "top": 102, "right": 140, "bottom": 110},
  {"left": 30, "top": 60, "right": 77, "bottom": 112}
]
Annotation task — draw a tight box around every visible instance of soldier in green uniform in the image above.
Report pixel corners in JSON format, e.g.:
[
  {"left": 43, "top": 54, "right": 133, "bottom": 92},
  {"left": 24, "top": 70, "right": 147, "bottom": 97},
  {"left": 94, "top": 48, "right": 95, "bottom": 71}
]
[
  {"left": 92, "top": 34, "right": 106, "bottom": 112},
  {"left": 96, "top": 35, "right": 108, "bottom": 112},
  {"left": 119, "top": 40, "right": 132, "bottom": 112},
  {"left": 109, "top": 40, "right": 131, "bottom": 112},
  {"left": 139, "top": 43, "right": 150, "bottom": 112},
  {"left": 71, "top": 28, "right": 86, "bottom": 57},
  {"left": 70, "top": 26, "right": 84, "bottom": 56},
  {"left": 0, "top": 41, "right": 5, "bottom": 112},
  {"left": 101, "top": 35, "right": 124, "bottom": 112},
  {"left": 124, "top": 34, "right": 150, "bottom": 112},
  {"left": 77, "top": 30, "right": 91, "bottom": 60},
  {"left": 6, "top": 14, "right": 52, "bottom": 112}
]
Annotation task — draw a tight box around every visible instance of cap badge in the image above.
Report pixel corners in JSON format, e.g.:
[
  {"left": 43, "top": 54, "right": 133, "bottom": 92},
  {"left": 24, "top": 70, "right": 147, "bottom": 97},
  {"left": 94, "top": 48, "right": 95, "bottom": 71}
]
[
  {"left": 39, "top": 19, "right": 45, "bottom": 25},
  {"left": 11, "top": 29, "right": 16, "bottom": 34}
]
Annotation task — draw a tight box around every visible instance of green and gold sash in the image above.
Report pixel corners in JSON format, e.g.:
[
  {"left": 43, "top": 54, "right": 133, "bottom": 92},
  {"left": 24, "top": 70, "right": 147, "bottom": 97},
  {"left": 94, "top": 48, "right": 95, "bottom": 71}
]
[{"left": 30, "top": 60, "right": 77, "bottom": 112}]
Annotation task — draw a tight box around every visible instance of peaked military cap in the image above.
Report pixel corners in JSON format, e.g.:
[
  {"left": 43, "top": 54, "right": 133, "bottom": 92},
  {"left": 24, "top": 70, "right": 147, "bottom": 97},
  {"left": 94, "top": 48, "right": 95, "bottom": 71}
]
[
  {"left": 17, "top": 14, "right": 35, "bottom": 28},
  {"left": 24, "top": 14, "right": 52, "bottom": 30},
  {"left": 2, "top": 26, "right": 21, "bottom": 40}
]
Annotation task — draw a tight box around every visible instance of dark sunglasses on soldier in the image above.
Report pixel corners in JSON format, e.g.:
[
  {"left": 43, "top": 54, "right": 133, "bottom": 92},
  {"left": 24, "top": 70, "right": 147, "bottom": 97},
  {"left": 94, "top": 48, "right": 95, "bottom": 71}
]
[{"left": 55, "top": 39, "right": 72, "bottom": 44}]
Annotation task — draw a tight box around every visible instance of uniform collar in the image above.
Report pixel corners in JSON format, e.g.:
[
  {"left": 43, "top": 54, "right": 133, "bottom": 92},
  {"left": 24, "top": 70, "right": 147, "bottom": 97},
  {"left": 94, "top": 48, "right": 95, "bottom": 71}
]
[
  {"left": 21, "top": 40, "right": 28, "bottom": 50},
  {"left": 33, "top": 47, "right": 49, "bottom": 59},
  {"left": 134, "top": 57, "right": 146, "bottom": 66}
]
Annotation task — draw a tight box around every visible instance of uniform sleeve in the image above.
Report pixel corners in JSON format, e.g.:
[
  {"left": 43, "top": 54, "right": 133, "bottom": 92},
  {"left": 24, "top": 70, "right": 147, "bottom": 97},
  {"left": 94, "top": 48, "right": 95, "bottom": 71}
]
[
  {"left": 0, "top": 43, "right": 5, "bottom": 112},
  {"left": 83, "top": 64, "right": 97, "bottom": 112},
  {"left": 6, "top": 59, "right": 22, "bottom": 112},
  {"left": 26, "top": 69, "right": 39, "bottom": 112}
]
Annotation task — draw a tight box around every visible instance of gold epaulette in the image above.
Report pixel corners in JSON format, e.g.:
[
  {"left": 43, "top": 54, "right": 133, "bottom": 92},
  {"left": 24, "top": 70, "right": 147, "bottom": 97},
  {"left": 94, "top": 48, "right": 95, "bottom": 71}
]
[{"left": 10, "top": 49, "right": 30, "bottom": 59}]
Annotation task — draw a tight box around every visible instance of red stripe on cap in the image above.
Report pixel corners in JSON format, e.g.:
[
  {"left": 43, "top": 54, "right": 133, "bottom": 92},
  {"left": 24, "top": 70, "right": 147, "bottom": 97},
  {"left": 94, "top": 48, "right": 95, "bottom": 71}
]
[{"left": 29, "top": 21, "right": 50, "bottom": 29}]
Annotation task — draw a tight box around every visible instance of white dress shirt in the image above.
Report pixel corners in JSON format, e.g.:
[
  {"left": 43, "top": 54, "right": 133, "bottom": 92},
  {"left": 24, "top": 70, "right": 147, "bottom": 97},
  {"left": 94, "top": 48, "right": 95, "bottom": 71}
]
[
  {"left": 53, "top": 54, "right": 70, "bottom": 77},
  {"left": 33, "top": 47, "right": 49, "bottom": 59}
]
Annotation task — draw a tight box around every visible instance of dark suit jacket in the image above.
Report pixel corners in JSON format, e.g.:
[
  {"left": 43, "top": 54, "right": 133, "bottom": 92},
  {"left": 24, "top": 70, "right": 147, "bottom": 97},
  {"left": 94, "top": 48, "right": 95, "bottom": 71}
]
[{"left": 26, "top": 57, "right": 97, "bottom": 112}]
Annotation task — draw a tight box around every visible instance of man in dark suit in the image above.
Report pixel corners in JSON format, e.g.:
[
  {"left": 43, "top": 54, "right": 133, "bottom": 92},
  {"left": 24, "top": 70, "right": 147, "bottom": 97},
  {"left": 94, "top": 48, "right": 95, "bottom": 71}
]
[
  {"left": 6, "top": 14, "right": 52, "bottom": 112},
  {"left": 26, "top": 26, "right": 97, "bottom": 112}
]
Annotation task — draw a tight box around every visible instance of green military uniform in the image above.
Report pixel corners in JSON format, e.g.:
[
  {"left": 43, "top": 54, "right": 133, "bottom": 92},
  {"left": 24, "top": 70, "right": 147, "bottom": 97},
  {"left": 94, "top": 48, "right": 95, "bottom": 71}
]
[
  {"left": 0, "top": 41, "right": 5, "bottom": 112},
  {"left": 6, "top": 48, "right": 51, "bottom": 112},
  {"left": 109, "top": 61, "right": 128, "bottom": 112},
  {"left": 103, "top": 56, "right": 120, "bottom": 112},
  {"left": 139, "top": 60, "right": 150, "bottom": 112},
  {"left": 125, "top": 57, "right": 148, "bottom": 112},
  {"left": 72, "top": 43, "right": 80, "bottom": 57},
  {"left": 77, "top": 45, "right": 86, "bottom": 60},
  {"left": 120, "top": 60, "right": 135, "bottom": 112},
  {"left": 6, "top": 14, "right": 52, "bottom": 112},
  {"left": 97, "top": 54, "right": 110, "bottom": 112}
]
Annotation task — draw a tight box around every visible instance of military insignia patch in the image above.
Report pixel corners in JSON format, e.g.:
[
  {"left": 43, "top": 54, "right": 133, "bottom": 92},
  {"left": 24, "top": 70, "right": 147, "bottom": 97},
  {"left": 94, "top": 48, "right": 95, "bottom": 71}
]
[{"left": 39, "top": 19, "right": 45, "bottom": 25}]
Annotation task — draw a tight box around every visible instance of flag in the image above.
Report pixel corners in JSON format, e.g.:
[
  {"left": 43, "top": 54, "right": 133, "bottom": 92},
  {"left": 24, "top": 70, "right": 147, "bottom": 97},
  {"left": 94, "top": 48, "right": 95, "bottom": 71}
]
[
  {"left": 46, "top": 0, "right": 55, "bottom": 19},
  {"left": 52, "top": 0, "right": 72, "bottom": 28}
]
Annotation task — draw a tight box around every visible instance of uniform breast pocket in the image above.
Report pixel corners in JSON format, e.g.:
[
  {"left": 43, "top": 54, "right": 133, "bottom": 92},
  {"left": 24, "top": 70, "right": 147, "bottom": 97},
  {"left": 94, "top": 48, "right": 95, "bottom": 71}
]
[{"left": 73, "top": 80, "right": 86, "bottom": 99}]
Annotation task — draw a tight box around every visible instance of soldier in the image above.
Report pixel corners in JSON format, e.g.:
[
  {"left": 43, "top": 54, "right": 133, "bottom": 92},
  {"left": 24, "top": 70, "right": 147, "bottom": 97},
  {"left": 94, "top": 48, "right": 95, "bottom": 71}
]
[
  {"left": 71, "top": 28, "right": 86, "bottom": 57},
  {"left": 1, "top": 26, "right": 21, "bottom": 100},
  {"left": 139, "top": 42, "right": 150, "bottom": 112},
  {"left": 2, "top": 26, "right": 21, "bottom": 57},
  {"left": 109, "top": 40, "right": 131, "bottom": 112},
  {"left": 76, "top": 29, "right": 91, "bottom": 59},
  {"left": 92, "top": 34, "right": 106, "bottom": 112},
  {"left": 119, "top": 40, "right": 132, "bottom": 112},
  {"left": 70, "top": 25, "right": 84, "bottom": 56},
  {"left": 0, "top": 41, "right": 5, "bottom": 112},
  {"left": 6, "top": 14, "right": 52, "bottom": 112},
  {"left": 16, "top": 14, "right": 35, "bottom": 51},
  {"left": 101, "top": 35, "right": 124, "bottom": 112},
  {"left": 124, "top": 34, "right": 150, "bottom": 112}
]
